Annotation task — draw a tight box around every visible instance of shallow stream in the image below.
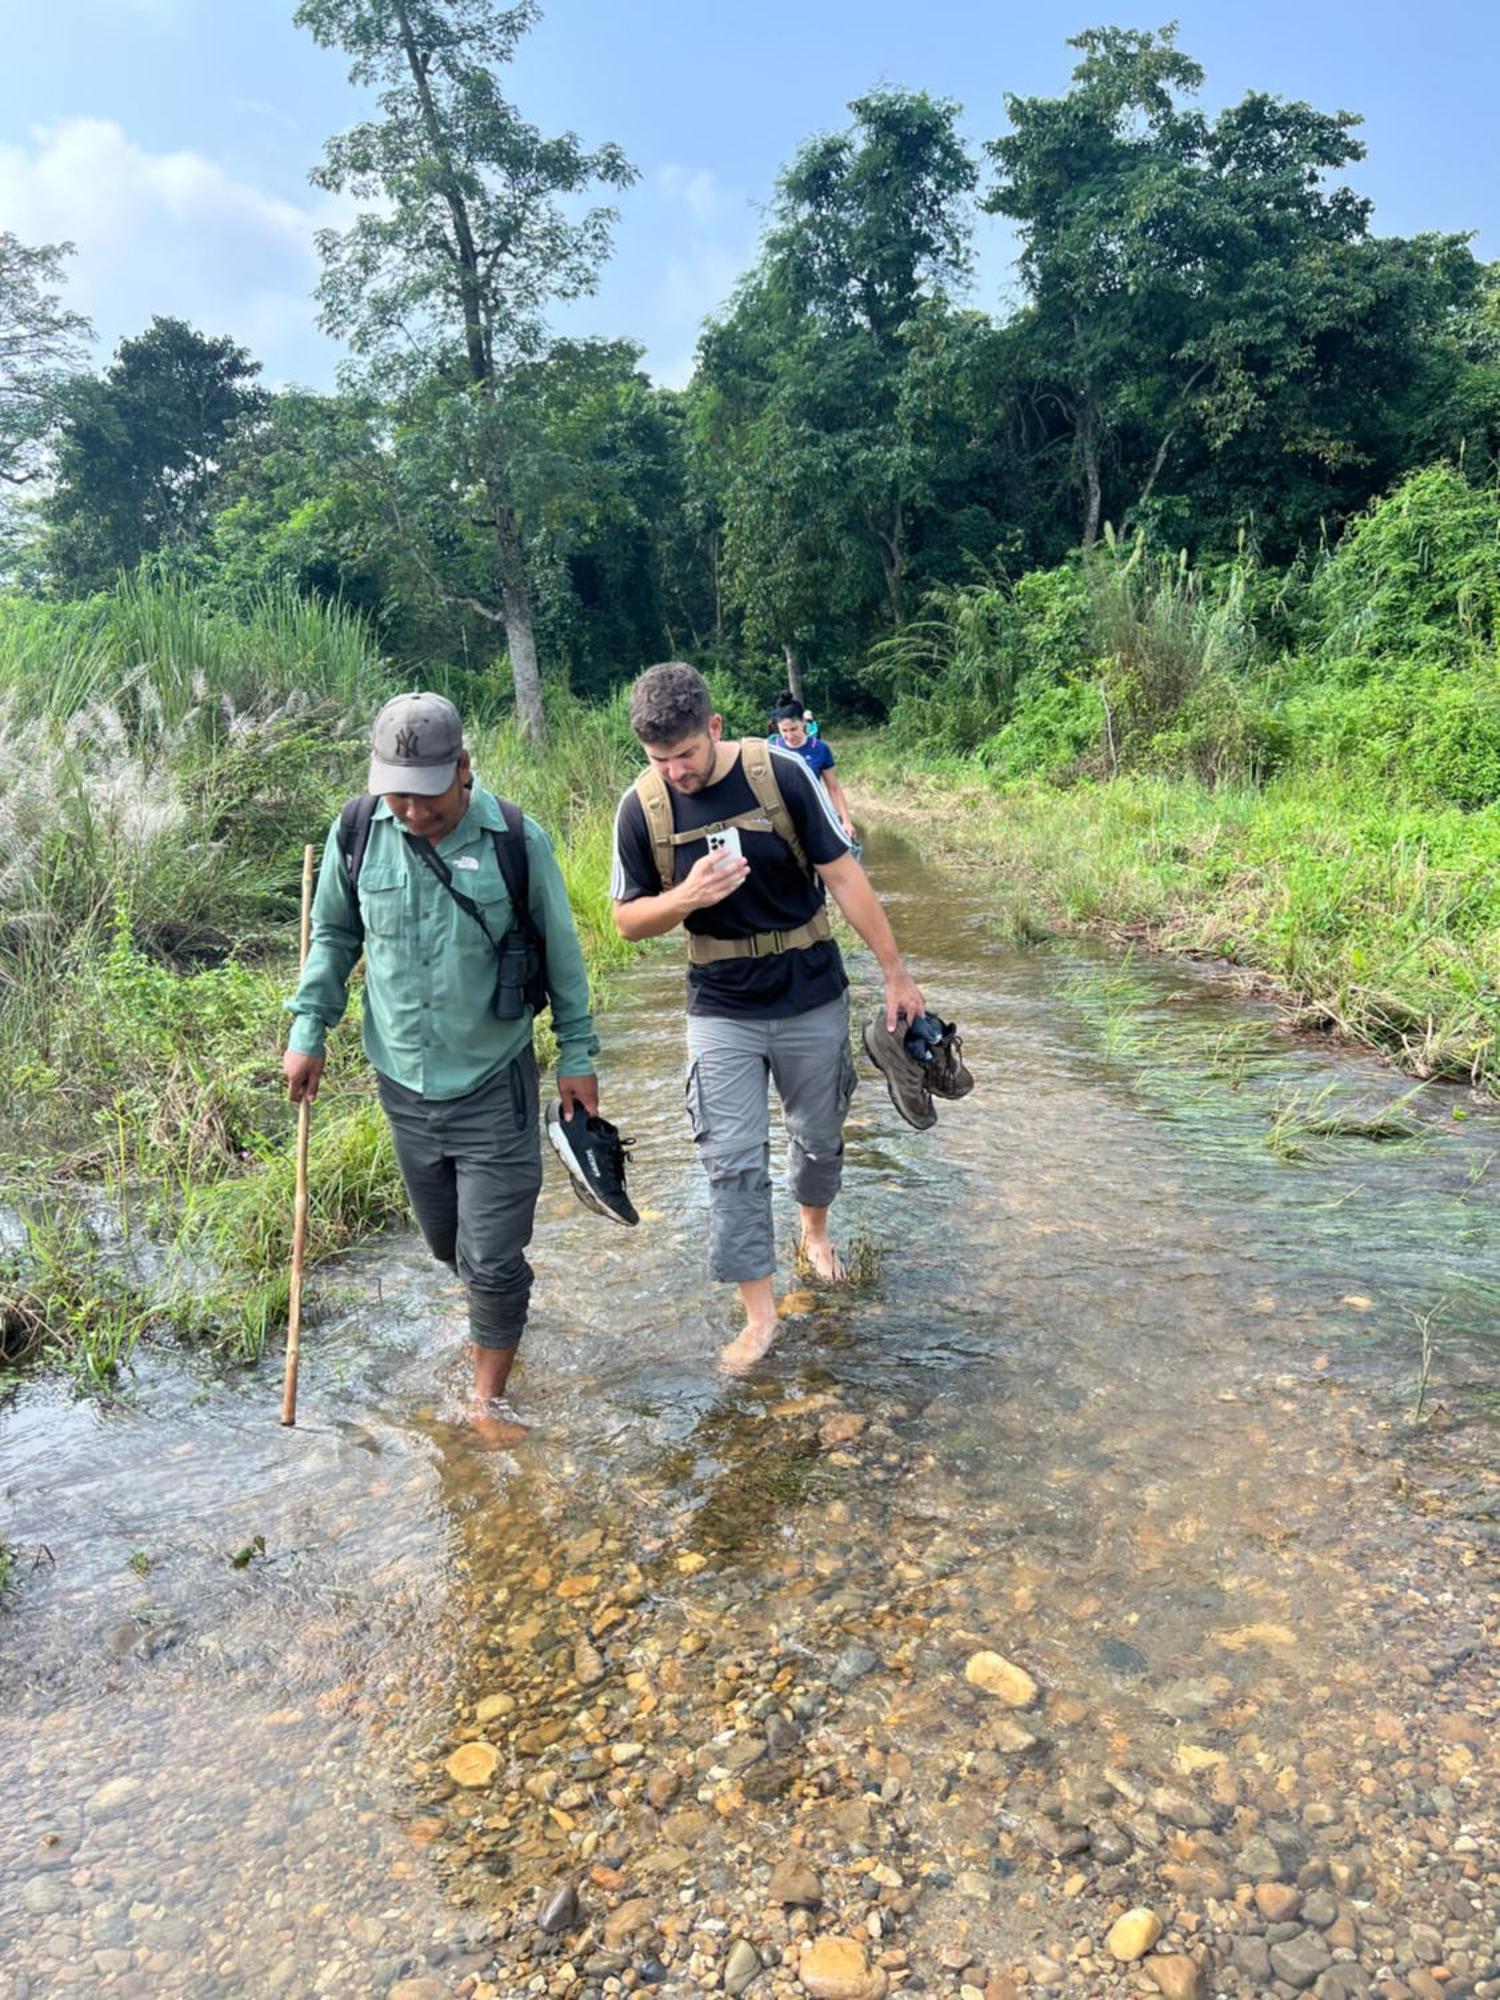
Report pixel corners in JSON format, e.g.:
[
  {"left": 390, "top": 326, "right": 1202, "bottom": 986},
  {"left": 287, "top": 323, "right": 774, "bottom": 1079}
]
[{"left": 2, "top": 830, "right": 1496, "bottom": 2000}]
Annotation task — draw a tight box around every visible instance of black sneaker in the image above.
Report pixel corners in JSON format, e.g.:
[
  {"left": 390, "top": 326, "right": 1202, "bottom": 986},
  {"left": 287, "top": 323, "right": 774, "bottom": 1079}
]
[
  {"left": 546, "top": 1103, "right": 639, "bottom": 1225},
  {"left": 862, "top": 1011, "right": 938, "bottom": 1131}
]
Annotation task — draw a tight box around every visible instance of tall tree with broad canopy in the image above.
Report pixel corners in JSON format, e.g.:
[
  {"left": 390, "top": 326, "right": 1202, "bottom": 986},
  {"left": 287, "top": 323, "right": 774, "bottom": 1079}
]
[
  {"left": 373, "top": 337, "right": 696, "bottom": 697},
  {"left": 699, "top": 89, "right": 979, "bottom": 691},
  {"left": 44, "top": 316, "right": 265, "bottom": 595},
  {"left": 296, "top": 0, "right": 635, "bottom": 745},
  {"left": 986, "top": 25, "right": 1491, "bottom": 554},
  {"left": 0, "top": 234, "right": 93, "bottom": 492}
]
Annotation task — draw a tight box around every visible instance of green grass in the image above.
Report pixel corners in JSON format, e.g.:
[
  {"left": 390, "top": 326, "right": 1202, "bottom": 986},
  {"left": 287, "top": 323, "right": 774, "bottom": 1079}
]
[
  {"left": 0, "top": 1215, "right": 166, "bottom": 1389},
  {"left": 0, "top": 619, "right": 639, "bottom": 1379},
  {"left": 0, "top": 574, "right": 382, "bottom": 729},
  {"left": 847, "top": 749, "right": 1500, "bottom": 1092},
  {"left": 184, "top": 1099, "right": 407, "bottom": 1360}
]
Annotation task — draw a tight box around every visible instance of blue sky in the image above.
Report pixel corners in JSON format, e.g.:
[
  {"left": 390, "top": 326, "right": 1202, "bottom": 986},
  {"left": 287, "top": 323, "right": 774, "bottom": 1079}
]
[{"left": 3, "top": 0, "right": 1496, "bottom": 391}]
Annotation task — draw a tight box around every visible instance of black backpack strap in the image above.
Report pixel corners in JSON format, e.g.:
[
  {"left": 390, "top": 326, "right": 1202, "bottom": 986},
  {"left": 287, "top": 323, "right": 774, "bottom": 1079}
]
[
  {"left": 336, "top": 793, "right": 378, "bottom": 937},
  {"left": 491, "top": 798, "right": 548, "bottom": 1014},
  {"left": 490, "top": 798, "right": 530, "bottom": 923}
]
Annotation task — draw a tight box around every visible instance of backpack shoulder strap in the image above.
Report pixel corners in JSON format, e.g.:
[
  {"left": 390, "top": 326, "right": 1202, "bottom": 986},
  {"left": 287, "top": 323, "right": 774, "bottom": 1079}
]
[
  {"left": 739, "top": 739, "right": 811, "bottom": 878},
  {"left": 491, "top": 797, "right": 548, "bottom": 1013},
  {"left": 633, "top": 765, "right": 677, "bottom": 893},
  {"left": 337, "top": 793, "right": 378, "bottom": 931},
  {"left": 489, "top": 796, "right": 531, "bottom": 921}
]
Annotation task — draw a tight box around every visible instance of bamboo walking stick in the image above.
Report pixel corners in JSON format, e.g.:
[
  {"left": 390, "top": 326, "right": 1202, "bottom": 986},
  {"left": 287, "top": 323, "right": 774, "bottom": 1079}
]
[{"left": 280, "top": 842, "right": 317, "bottom": 1427}]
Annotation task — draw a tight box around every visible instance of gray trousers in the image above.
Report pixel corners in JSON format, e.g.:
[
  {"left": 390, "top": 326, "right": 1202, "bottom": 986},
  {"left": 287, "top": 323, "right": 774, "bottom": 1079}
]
[
  {"left": 684, "top": 993, "right": 857, "bottom": 1284},
  {"left": 377, "top": 1053, "right": 542, "bottom": 1350}
]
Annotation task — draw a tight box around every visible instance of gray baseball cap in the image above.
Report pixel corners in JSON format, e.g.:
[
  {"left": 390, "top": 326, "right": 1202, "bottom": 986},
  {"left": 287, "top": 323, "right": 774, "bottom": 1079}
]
[{"left": 368, "top": 691, "right": 463, "bottom": 795}]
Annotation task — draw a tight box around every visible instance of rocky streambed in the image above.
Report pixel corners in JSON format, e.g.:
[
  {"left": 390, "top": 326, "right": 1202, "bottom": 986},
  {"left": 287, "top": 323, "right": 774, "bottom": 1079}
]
[{"left": 2, "top": 830, "right": 1496, "bottom": 1999}]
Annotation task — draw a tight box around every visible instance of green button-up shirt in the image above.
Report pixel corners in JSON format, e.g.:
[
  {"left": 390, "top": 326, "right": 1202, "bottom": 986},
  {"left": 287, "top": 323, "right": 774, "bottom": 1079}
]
[{"left": 286, "top": 787, "right": 598, "bottom": 1100}]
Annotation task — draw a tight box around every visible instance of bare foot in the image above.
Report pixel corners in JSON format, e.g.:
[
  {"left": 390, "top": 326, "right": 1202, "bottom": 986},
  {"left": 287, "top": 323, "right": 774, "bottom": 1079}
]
[
  {"left": 465, "top": 1397, "right": 529, "bottom": 1451},
  {"left": 720, "top": 1319, "right": 780, "bottom": 1376},
  {"left": 798, "top": 1234, "right": 847, "bottom": 1282}
]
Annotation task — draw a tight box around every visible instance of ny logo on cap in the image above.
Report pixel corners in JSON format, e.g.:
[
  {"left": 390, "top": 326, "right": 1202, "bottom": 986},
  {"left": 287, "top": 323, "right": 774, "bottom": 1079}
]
[{"left": 395, "top": 727, "right": 421, "bottom": 757}]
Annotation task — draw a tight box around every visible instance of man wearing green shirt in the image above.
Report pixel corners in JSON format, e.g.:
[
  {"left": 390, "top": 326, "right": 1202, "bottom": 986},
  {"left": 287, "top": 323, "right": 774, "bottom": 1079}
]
[{"left": 283, "top": 692, "right": 603, "bottom": 1444}]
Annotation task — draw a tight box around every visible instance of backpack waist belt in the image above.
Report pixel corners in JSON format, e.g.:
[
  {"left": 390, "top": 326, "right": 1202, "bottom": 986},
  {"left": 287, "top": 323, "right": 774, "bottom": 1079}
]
[{"left": 687, "top": 907, "right": 832, "bottom": 965}]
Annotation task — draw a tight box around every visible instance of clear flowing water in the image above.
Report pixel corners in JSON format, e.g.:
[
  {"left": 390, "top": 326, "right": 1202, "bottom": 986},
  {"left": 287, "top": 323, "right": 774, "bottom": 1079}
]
[{"left": 2, "top": 829, "right": 1496, "bottom": 2000}]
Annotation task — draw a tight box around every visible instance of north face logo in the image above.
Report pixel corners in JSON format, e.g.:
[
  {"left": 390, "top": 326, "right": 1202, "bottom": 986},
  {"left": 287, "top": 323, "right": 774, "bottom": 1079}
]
[{"left": 394, "top": 727, "right": 421, "bottom": 757}]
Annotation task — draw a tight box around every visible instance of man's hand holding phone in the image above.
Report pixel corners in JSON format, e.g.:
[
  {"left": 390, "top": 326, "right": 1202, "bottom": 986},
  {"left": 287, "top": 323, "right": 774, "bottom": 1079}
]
[{"left": 683, "top": 827, "right": 750, "bottom": 910}]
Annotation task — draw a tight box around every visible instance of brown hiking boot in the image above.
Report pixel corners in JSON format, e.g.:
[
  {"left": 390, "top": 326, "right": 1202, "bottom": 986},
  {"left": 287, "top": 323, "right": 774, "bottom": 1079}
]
[
  {"left": 926, "top": 1018, "right": 974, "bottom": 1100},
  {"left": 862, "top": 1011, "right": 938, "bottom": 1130}
]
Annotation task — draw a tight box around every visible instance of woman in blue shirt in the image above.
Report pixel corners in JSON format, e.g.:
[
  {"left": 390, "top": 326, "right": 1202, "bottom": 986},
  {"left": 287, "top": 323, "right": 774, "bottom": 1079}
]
[{"left": 768, "top": 692, "right": 856, "bottom": 843}]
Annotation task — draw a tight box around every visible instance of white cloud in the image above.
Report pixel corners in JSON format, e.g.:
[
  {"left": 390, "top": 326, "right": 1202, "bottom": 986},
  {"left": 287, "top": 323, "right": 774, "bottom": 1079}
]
[
  {"left": 647, "top": 243, "right": 748, "bottom": 387},
  {"left": 656, "top": 164, "right": 726, "bottom": 230},
  {"left": 624, "top": 165, "right": 759, "bottom": 386},
  {"left": 0, "top": 117, "right": 338, "bottom": 382},
  {"left": 232, "top": 98, "right": 301, "bottom": 136}
]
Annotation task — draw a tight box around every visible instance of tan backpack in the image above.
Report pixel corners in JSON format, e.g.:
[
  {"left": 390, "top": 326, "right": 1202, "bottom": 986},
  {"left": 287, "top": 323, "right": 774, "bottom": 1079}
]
[{"left": 632, "top": 739, "right": 833, "bottom": 965}]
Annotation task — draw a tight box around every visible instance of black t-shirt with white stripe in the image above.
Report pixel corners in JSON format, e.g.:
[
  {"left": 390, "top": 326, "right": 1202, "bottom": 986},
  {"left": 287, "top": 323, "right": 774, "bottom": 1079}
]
[{"left": 611, "top": 745, "right": 852, "bottom": 1018}]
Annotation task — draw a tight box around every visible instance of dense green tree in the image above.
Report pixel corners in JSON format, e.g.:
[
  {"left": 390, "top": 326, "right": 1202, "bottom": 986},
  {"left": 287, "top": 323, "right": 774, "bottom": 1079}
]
[
  {"left": 43, "top": 317, "right": 265, "bottom": 594},
  {"left": 0, "top": 234, "right": 92, "bottom": 491},
  {"left": 985, "top": 26, "right": 1495, "bottom": 556},
  {"left": 207, "top": 387, "right": 461, "bottom": 659},
  {"left": 369, "top": 339, "right": 699, "bottom": 698},
  {"left": 700, "top": 89, "right": 985, "bottom": 696},
  {"left": 296, "top": 0, "right": 635, "bottom": 743},
  {"left": 204, "top": 354, "right": 712, "bottom": 699}
]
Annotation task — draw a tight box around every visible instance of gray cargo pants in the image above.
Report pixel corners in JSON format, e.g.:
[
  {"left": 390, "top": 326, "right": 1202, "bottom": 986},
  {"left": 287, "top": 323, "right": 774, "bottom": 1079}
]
[
  {"left": 376, "top": 1053, "right": 543, "bottom": 1350},
  {"left": 684, "top": 993, "right": 857, "bottom": 1284}
]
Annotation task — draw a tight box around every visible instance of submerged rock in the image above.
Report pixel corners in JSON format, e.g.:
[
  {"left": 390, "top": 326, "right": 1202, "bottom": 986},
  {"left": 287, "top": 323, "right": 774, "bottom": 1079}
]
[
  {"left": 831, "top": 1644, "right": 881, "bottom": 1689},
  {"left": 963, "top": 1651, "right": 1039, "bottom": 1708},
  {"left": 768, "top": 1858, "right": 823, "bottom": 1907},
  {"left": 723, "top": 1937, "right": 761, "bottom": 1994},
  {"left": 444, "top": 1742, "right": 499, "bottom": 1788},
  {"left": 798, "top": 1935, "right": 887, "bottom": 1998},
  {"left": 1142, "top": 1954, "right": 1204, "bottom": 2000},
  {"left": 1106, "top": 1908, "right": 1163, "bottom": 1962},
  {"left": 537, "top": 1881, "right": 578, "bottom": 1934}
]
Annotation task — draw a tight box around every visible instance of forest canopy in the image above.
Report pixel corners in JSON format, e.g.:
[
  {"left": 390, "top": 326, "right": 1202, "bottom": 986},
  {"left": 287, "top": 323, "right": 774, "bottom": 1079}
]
[{"left": 2, "top": 16, "right": 1497, "bottom": 748}]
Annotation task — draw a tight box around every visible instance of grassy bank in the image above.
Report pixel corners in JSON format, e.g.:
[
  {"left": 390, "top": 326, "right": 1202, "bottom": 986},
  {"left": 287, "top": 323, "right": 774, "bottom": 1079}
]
[
  {"left": 845, "top": 466, "right": 1500, "bottom": 1092},
  {"left": 845, "top": 747, "right": 1500, "bottom": 1091},
  {"left": 0, "top": 583, "right": 637, "bottom": 1387}
]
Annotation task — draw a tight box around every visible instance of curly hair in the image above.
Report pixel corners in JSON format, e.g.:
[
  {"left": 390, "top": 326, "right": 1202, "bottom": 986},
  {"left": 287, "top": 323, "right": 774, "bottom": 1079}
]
[{"left": 628, "top": 662, "right": 713, "bottom": 746}]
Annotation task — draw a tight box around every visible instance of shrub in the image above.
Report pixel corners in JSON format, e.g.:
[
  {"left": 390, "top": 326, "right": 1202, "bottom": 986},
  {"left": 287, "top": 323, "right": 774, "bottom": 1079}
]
[
  {"left": 1307, "top": 464, "right": 1500, "bottom": 670},
  {"left": 868, "top": 566, "right": 1092, "bottom": 756},
  {"left": 979, "top": 679, "right": 1101, "bottom": 779},
  {"left": 1282, "top": 668, "right": 1500, "bottom": 808}
]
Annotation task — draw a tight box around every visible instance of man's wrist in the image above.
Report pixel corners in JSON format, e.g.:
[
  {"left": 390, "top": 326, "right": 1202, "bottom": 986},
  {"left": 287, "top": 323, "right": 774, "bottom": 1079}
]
[{"left": 287, "top": 1016, "right": 327, "bottom": 1059}]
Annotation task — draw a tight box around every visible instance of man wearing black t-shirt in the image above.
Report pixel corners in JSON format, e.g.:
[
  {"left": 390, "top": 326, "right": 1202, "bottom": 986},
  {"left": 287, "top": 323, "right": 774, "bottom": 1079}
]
[{"left": 611, "top": 662, "right": 925, "bottom": 1372}]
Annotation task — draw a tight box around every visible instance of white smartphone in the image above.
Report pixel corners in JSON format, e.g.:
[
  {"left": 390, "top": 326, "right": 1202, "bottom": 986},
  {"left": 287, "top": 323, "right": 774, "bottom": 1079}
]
[{"left": 706, "top": 827, "right": 743, "bottom": 863}]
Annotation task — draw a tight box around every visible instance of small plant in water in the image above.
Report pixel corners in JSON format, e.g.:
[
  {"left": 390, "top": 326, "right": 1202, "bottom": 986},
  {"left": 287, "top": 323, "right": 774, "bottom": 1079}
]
[
  {"left": 1203, "top": 1022, "right": 1264, "bottom": 1091},
  {"left": 0, "top": 1540, "right": 52, "bottom": 1601},
  {"left": 127, "top": 1550, "right": 152, "bottom": 1577},
  {"left": 841, "top": 1232, "right": 884, "bottom": 1285},
  {"left": 1266, "top": 1080, "right": 1425, "bottom": 1162},
  {"left": 1408, "top": 1298, "right": 1448, "bottom": 1424},
  {"left": 795, "top": 1231, "right": 883, "bottom": 1285}
]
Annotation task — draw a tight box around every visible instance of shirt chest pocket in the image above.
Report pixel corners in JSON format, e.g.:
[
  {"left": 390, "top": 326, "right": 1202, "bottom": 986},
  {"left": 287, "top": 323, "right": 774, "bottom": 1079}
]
[
  {"left": 450, "top": 858, "right": 514, "bottom": 960},
  {"left": 357, "top": 864, "right": 407, "bottom": 940}
]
